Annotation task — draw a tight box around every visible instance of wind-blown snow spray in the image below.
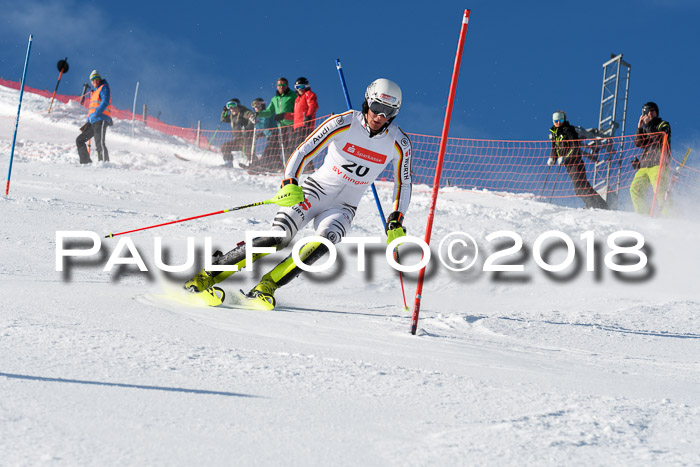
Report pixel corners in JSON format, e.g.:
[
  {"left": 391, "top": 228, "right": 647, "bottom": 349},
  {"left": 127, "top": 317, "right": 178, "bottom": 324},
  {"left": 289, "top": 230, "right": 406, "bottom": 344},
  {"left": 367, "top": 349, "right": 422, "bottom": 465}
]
[{"left": 5, "top": 34, "right": 34, "bottom": 196}]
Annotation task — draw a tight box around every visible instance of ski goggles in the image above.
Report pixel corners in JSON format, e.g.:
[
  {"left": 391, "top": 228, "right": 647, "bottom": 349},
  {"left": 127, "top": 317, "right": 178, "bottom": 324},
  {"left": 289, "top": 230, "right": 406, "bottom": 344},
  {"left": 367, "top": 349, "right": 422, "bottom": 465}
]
[
  {"left": 553, "top": 118, "right": 564, "bottom": 123},
  {"left": 226, "top": 101, "right": 238, "bottom": 109},
  {"left": 368, "top": 100, "right": 398, "bottom": 119},
  {"left": 294, "top": 84, "right": 308, "bottom": 91}
]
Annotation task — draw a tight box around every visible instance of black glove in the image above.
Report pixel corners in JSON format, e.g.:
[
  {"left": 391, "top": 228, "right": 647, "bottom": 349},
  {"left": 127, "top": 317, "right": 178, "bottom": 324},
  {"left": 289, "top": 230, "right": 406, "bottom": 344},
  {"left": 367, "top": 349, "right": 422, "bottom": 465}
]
[
  {"left": 385, "top": 211, "right": 405, "bottom": 234},
  {"left": 385, "top": 211, "right": 406, "bottom": 245},
  {"left": 631, "top": 158, "right": 640, "bottom": 170},
  {"left": 273, "top": 114, "right": 285, "bottom": 122},
  {"left": 79, "top": 122, "right": 91, "bottom": 132}
]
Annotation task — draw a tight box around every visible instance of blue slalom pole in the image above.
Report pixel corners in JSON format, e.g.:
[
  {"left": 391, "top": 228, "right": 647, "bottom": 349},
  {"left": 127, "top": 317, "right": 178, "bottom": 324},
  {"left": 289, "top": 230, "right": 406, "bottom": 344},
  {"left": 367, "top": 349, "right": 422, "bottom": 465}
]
[
  {"left": 335, "top": 58, "right": 387, "bottom": 228},
  {"left": 336, "top": 58, "right": 409, "bottom": 312},
  {"left": 5, "top": 34, "right": 34, "bottom": 196}
]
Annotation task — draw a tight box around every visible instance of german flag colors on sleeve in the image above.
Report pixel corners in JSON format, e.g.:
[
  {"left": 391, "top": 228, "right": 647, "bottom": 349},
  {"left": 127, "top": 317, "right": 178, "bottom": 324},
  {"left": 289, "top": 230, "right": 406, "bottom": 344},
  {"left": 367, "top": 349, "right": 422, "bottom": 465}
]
[{"left": 284, "top": 111, "right": 353, "bottom": 179}]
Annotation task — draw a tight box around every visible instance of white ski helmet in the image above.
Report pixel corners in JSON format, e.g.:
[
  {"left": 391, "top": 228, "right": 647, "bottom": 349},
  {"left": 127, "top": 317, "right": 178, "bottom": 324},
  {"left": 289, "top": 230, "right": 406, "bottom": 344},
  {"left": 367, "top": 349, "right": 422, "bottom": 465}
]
[
  {"left": 552, "top": 110, "right": 566, "bottom": 123},
  {"left": 364, "top": 78, "right": 402, "bottom": 119}
]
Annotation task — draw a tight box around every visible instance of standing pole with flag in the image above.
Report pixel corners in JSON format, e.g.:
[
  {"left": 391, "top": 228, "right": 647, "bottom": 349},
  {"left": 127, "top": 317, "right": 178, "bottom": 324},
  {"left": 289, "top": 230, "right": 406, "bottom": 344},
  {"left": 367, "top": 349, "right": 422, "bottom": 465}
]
[
  {"left": 48, "top": 58, "right": 69, "bottom": 114},
  {"left": 5, "top": 34, "right": 34, "bottom": 196},
  {"left": 131, "top": 81, "right": 140, "bottom": 138},
  {"left": 411, "top": 10, "right": 471, "bottom": 335}
]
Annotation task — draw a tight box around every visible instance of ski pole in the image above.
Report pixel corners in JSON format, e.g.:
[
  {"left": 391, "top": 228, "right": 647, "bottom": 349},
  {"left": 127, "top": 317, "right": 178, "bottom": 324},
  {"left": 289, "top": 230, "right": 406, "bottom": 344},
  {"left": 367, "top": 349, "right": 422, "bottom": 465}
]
[
  {"left": 657, "top": 147, "right": 692, "bottom": 213},
  {"left": 278, "top": 125, "right": 287, "bottom": 167},
  {"left": 250, "top": 125, "right": 257, "bottom": 164},
  {"left": 48, "top": 58, "right": 69, "bottom": 114},
  {"left": 197, "top": 123, "right": 223, "bottom": 164},
  {"left": 206, "top": 122, "right": 222, "bottom": 150},
  {"left": 540, "top": 164, "right": 552, "bottom": 198},
  {"left": 105, "top": 198, "right": 281, "bottom": 239},
  {"left": 335, "top": 58, "right": 408, "bottom": 311},
  {"left": 6, "top": 34, "right": 33, "bottom": 196},
  {"left": 548, "top": 165, "right": 561, "bottom": 203}
]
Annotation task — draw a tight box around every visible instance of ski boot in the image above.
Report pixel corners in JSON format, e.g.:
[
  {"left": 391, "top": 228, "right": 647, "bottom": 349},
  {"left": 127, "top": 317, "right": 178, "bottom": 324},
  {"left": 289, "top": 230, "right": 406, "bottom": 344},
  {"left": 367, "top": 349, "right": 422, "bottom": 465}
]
[
  {"left": 246, "top": 273, "right": 278, "bottom": 310},
  {"left": 184, "top": 269, "right": 216, "bottom": 293}
]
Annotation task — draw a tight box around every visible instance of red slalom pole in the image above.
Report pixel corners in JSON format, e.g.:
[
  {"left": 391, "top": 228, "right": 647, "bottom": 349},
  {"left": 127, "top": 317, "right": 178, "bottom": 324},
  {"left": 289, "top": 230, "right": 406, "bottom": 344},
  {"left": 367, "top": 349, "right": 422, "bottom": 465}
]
[{"left": 411, "top": 9, "right": 471, "bottom": 335}]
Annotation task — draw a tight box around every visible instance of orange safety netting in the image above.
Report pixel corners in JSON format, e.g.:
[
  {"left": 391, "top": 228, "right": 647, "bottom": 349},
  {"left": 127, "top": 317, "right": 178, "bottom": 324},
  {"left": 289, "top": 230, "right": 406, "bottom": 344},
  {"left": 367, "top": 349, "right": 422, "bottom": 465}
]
[
  {"left": 201, "top": 123, "right": 698, "bottom": 212},
  {"left": 3, "top": 79, "right": 697, "bottom": 212}
]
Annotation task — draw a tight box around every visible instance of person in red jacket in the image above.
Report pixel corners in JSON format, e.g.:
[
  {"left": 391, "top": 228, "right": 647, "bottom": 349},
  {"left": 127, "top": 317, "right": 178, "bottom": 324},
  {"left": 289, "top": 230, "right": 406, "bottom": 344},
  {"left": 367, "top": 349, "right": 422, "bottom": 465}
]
[{"left": 292, "top": 77, "right": 318, "bottom": 171}]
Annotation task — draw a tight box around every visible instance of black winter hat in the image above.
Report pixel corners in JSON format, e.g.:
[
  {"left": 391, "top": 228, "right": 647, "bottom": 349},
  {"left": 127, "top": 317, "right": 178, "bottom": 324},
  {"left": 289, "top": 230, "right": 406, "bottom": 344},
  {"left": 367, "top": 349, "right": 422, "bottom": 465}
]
[{"left": 642, "top": 102, "right": 659, "bottom": 114}]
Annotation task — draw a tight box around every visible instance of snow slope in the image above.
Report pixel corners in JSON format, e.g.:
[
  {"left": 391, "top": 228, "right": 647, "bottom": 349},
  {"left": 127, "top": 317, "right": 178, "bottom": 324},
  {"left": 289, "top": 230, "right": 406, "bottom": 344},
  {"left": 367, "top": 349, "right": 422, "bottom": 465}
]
[{"left": 1, "top": 85, "right": 699, "bottom": 466}]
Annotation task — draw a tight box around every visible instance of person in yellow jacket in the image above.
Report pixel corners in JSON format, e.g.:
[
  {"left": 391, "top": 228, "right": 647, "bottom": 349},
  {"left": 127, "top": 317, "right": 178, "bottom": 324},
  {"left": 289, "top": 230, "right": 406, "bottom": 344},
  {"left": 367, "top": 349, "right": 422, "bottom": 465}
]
[
  {"left": 76, "top": 70, "right": 113, "bottom": 164},
  {"left": 630, "top": 102, "right": 671, "bottom": 215}
]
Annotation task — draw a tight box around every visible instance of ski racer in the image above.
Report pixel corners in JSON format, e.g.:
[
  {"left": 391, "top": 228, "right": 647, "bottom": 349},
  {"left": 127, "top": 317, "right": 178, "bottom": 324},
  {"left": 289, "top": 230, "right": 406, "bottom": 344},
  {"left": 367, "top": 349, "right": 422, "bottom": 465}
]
[
  {"left": 184, "top": 78, "right": 413, "bottom": 309},
  {"left": 630, "top": 101, "right": 672, "bottom": 215}
]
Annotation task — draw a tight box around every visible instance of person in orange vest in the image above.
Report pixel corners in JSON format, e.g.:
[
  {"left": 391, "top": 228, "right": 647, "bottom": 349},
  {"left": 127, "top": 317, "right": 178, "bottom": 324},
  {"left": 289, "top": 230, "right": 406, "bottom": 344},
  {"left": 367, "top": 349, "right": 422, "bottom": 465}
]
[{"left": 76, "top": 70, "right": 113, "bottom": 164}]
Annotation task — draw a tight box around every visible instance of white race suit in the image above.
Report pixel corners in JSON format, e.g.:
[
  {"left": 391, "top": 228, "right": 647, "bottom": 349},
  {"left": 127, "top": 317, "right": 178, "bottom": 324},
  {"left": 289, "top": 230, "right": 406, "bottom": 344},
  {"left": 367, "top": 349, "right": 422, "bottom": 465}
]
[
  {"left": 210, "top": 109, "right": 413, "bottom": 289},
  {"left": 272, "top": 109, "right": 413, "bottom": 246}
]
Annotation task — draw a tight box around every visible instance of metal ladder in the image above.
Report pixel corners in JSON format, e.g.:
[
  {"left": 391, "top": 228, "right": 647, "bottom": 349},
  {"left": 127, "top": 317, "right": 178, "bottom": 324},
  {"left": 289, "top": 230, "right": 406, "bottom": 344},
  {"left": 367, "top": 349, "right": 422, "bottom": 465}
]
[{"left": 592, "top": 54, "right": 631, "bottom": 210}]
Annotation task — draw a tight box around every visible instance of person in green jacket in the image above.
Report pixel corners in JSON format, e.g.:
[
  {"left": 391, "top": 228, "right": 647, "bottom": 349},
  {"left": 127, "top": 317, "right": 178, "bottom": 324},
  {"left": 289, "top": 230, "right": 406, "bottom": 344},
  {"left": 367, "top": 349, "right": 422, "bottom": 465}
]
[
  {"left": 630, "top": 101, "right": 671, "bottom": 215},
  {"left": 253, "top": 77, "right": 297, "bottom": 172}
]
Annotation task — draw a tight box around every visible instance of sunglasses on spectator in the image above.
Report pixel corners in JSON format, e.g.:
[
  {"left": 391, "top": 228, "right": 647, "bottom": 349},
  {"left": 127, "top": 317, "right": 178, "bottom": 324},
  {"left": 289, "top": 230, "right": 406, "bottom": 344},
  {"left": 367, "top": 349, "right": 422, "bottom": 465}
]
[
  {"left": 277, "top": 83, "right": 288, "bottom": 87},
  {"left": 368, "top": 100, "right": 398, "bottom": 119},
  {"left": 295, "top": 84, "right": 308, "bottom": 90}
]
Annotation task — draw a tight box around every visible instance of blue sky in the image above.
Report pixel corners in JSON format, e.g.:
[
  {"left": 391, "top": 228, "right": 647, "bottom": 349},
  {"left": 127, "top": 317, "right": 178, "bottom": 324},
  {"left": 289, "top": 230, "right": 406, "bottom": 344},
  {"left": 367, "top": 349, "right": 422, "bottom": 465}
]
[{"left": 1, "top": 0, "right": 699, "bottom": 156}]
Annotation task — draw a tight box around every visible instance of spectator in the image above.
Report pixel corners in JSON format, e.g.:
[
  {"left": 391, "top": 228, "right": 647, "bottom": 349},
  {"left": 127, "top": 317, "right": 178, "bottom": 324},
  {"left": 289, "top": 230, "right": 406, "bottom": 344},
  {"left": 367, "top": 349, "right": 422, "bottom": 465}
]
[
  {"left": 630, "top": 102, "right": 672, "bottom": 215},
  {"left": 220, "top": 98, "right": 255, "bottom": 168},
  {"left": 548, "top": 110, "right": 608, "bottom": 209},
  {"left": 76, "top": 70, "right": 113, "bottom": 164},
  {"left": 241, "top": 98, "right": 277, "bottom": 171},
  {"left": 292, "top": 77, "right": 319, "bottom": 146},
  {"left": 253, "top": 77, "right": 297, "bottom": 172},
  {"left": 292, "top": 77, "right": 319, "bottom": 172}
]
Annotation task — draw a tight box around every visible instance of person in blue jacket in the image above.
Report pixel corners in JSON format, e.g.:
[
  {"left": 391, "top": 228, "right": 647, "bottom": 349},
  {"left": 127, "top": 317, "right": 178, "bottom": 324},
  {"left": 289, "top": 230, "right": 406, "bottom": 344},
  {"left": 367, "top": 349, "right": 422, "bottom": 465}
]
[{"left": 76, "top": 70, "right": 113, "bottom": 164}]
